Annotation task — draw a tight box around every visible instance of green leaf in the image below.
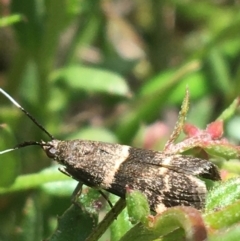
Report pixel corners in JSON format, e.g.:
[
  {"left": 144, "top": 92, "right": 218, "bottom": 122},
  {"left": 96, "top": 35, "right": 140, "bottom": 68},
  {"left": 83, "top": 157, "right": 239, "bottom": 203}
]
[
  {"left": 16, "top": 195, "right": 42, "bottom": 241},
  {"left": 205, "top": 178, "right": 240, "bottom": 211},
  {"left": 120, "top": 207, "right": 206, "bottom": 241},
  {"left": 139, "top": 61, "right": 205, "bottom": 103},
  {"left": 208, "top": 224, "right": 240, "bottom": 241},
  {"left": 41, "top": 166, "right": 78, "bottom": 197},
  {"left": 217, "top": 97, "right": 240, "bottom": 122},
  {"left": 206, "top": 48, "right": 231, "bottom": 95},
  {"left": 126, "top": 189, "right": 150, "bottom": 225},
  {"left": 204, "top": 200, "right": 240, "bottom": 230},
  {"left": 11, "top": 0, "right": 44, "bottom": 50},
  {"left": 0, "top": 14, "right": 23, "bottom": 27},
  {"left": 0, "top": 124, "right": 20, "bottom": 187},
  {"left": 116, "top": 61, "right": 203, "bottom": 143},
  {"left": 204, "top": 142, "right": 240, "bottom": 159},
  {"left": 47, "top": 187, "right": 101, "bottom": 241},
  {"left": 67, "top": 127, "right": 118, "bottom": 143},
  {"left": 0, "top": 167, "right": 69, "bottom": 195},
  {"left": 47, "top": 204, "right": 98, "bottom": 241},
  {"left": 51, "top": 66, "right": 131, "bottom": 96}
]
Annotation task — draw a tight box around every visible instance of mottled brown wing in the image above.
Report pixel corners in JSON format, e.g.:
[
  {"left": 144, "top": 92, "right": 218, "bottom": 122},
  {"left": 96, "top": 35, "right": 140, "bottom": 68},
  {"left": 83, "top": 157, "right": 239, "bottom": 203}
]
[{"left": 108, "top": 157, "right": 207, "bottom": 211}]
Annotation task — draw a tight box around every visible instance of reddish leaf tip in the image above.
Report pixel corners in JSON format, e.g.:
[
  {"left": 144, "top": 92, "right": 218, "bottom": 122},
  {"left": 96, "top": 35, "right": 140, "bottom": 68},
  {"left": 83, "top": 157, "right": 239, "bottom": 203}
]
[
  {"left": 183, "top": 123, "right": 200, "bottom": 137},
  {"left": 206, "top": 120, "right": 224, "bottom": 139}
]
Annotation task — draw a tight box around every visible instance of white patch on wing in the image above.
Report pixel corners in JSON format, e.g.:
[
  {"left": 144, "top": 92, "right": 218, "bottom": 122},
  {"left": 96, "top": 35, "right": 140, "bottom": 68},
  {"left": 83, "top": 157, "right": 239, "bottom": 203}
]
[
  {"left": 188, "top": 175, "right": 206, "bottom": 194},
  {"left": 157, "top": 167, "right": 168, "bottom": 176},
  {"left": 161, "top": 156, "right": 173, "bottom": 166},
  {"left": 155, "top": 203, "right": 167, "bottom": 214},
  {"left": 101, "top": 145, "right": 130, "bottom": 188}
]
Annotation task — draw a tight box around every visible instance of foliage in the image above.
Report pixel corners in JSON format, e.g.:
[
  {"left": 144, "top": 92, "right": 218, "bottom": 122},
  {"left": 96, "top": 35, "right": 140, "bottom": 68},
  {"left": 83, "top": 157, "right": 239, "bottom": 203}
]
[{"left": 0, "top": 0, "right": 240, "bottom": 240}]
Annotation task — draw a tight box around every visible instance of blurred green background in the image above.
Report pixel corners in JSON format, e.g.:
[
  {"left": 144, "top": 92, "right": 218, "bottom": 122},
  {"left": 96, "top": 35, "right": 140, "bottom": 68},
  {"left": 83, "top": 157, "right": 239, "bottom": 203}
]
[{"left": 0, "top": 0, "right": 240, "bottom": 240}]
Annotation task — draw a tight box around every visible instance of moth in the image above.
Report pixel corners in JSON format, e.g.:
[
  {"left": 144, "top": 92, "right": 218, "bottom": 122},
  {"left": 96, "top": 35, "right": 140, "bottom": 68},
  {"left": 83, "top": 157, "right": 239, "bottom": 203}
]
[{"left": 0, "top": 88, "right": 220, "bottom": 213}]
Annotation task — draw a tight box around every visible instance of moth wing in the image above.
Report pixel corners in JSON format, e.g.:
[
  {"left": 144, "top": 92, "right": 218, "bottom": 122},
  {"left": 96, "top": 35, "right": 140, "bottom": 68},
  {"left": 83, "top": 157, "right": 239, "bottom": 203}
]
[
  {"left": 128, "top": 147, "right": 220, "bottom": 181},
  {"left": 110, "top": 160, "right": 206, "bottom": 211}
]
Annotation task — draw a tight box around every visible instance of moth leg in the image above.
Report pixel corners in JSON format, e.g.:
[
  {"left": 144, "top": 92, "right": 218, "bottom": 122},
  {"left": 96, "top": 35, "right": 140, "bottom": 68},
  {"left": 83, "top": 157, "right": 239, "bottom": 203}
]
[
  {"left": 71, "top": 182, "right": 83, "bottom": 203},
  {"left": 58, "top": 167, "right": 84, "bottom": 207},
  {"left": 70, "top": 182, "right": 86, "bottom": 211},
  {"left": 98, "top": 190, "right": 118, "bottom": 219},
  {"left": 98, "top": 190, "right": 113, "bottom": 209},
  {"left": 58, "top": 167, "right": 72, "bottom": 178}
]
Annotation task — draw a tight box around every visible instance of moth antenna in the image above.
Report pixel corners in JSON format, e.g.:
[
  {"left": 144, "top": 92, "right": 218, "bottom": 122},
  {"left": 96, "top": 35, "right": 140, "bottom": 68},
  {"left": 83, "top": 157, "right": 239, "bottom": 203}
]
[
  {"left": 0, "top": 88, "right": 54, "bottom": 140},
  {"left": 0, "top": 148, "right": 16, "bottom": 155},
  {"left": 0, "top": 141, "right": 50, "bottom": 154}
]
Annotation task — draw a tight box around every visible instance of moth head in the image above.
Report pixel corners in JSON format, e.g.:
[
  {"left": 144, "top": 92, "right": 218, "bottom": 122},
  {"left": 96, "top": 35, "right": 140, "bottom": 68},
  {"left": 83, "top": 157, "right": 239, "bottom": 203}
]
[{"left": 42, "top": 140, "right": 61, "bottom": 160}]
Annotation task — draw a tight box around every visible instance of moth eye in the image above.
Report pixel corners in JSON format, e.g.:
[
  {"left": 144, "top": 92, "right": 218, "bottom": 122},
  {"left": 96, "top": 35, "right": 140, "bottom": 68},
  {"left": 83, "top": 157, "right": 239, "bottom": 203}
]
[{"left": 45, "top": 147, "right": 57, "bottom": 159}]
